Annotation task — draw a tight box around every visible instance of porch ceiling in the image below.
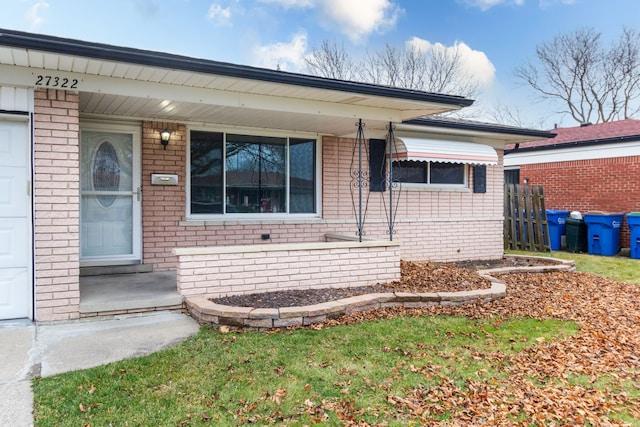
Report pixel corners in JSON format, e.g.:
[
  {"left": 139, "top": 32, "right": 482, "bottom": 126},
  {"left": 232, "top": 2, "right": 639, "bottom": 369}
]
[{"left": 78, "top": 91, "right": 390, "bottom": 136}]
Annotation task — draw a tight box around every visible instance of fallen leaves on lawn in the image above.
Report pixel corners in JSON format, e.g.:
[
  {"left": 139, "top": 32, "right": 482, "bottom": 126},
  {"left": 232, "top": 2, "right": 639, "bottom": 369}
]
[
  {"left": 384, "top": 260, "right": 491, "bottom": 292},
  {"left": 270, "top": 387, "right": 287, "bottom": 405},
  {"left": 321, "top": 270, "right": 640, "bottom": 425}
]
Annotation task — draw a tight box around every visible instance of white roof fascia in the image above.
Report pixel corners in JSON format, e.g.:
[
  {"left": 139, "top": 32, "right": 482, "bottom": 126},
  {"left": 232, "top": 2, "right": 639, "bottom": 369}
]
[
  {"left": 395, "top": 123, "right": 544, "bottom": 148},
  {"left": 504, "top": 140, "right": 640, "bottom": 166}
]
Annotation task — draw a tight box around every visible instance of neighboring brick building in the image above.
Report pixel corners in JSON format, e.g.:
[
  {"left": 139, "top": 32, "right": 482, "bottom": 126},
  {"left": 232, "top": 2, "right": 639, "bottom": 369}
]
[
  {"left": 504, "top": 119, "right": 640, "bottom": 249},
  {"left": 0, "top": 29, "right": 551, "bottom": 322}
]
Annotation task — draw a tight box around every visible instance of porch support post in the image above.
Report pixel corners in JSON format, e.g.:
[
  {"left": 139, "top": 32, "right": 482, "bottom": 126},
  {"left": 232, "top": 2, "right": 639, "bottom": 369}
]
[
  {"left": 388, "top": 122, "right": 395, "bottom": 240},
  {"left": 350, "top": 119, "right": 369, "bottom": 242},
  {"left": 385, "top": 121, "right": 401, "bottom": 241}
]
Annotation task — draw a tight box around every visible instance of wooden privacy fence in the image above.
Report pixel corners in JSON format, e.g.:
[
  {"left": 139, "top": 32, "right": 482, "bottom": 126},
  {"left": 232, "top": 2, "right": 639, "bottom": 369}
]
[{"left": 504, "top": 184, "right": 551, "bottom": 252}]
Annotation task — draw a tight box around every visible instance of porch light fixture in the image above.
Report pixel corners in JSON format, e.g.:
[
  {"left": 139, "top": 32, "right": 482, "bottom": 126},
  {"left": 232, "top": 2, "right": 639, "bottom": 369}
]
[{"left": 160, "top": 129, "right": 171, "bottom": 150}]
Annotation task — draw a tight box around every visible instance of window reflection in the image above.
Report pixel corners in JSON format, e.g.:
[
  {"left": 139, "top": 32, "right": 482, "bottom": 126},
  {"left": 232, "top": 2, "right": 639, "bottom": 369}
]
[
  {"left": 189, "top": 132, "right": 316, "bottom": 215},
  {"left": 226, "top": 134, "right": 286, "bottom": 213},
  {"left": 190, "top": 131, "right": 224, "bottom": 214},
  {"left": 392, "top": 160, "right": 466, "bottom": 185}
]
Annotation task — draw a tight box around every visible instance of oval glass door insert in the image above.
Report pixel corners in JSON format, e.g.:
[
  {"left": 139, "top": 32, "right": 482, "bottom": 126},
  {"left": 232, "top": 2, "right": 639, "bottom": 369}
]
[{"left": 93, "top": 141, "right": 120, "bottom": 207}]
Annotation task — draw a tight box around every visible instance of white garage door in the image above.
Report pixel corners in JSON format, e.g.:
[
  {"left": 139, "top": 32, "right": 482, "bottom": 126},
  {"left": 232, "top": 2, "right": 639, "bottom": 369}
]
[{"left": 0, "top": 117, "right": 32, "bottom": 320}]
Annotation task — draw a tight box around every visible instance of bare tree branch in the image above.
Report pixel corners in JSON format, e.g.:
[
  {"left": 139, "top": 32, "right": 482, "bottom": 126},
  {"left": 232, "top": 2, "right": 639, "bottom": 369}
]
[
  {"left": 303, "top": 40, "right": 357, "bottom": 80},
  {"left": 515, "top": 27, "right": 640, "bottom": 124},
  {"left": 304, "top": 39, "right": 482, "bottom": 101}
]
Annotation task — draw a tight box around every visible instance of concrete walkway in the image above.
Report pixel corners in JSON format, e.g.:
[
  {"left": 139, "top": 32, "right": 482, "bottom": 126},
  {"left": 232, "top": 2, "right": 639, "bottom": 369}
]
[{"left": 0, "top": 311, "right": 199, "bottom": 426}]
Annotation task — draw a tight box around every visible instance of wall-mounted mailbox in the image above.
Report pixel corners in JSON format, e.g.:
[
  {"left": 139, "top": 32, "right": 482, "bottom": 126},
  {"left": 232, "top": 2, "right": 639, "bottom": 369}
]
[{"left": 151, "top": 174, "right": 179, "bottom": 186}]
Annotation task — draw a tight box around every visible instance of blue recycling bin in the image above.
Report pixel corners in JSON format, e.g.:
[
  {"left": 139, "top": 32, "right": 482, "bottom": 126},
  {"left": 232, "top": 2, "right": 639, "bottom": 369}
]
[
  {"left": 627, "top": 213, "right": 640, "bottom": 259},
  {"left": 546, "top": 209, "right": 569, "bottom": 250},
  {"left": 583, "top": 213, "right": 624, "bottom": 256}
]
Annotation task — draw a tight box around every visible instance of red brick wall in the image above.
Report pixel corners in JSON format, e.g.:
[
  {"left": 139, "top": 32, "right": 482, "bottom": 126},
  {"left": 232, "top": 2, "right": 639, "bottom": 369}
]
[
  {"left": 140, "top": 122, "right": 332, "bottom": 269},
  {"left": 141, "top": 125, "right": 506, "bottom": 269},
  {"left": 141, "top": 121, "right": 188, "bottom": 270},
  {"left": 520, "top": 156, "right": 640, "bottom": 247},
  {"left": 33, "top": 89, "right": 80, "bottom": 322}
]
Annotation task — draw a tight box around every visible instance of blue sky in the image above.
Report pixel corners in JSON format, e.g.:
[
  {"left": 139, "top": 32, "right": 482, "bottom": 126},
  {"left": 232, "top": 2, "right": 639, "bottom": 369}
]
[{"left": 1, "top": 0, "right": 639, "bottom": 129}]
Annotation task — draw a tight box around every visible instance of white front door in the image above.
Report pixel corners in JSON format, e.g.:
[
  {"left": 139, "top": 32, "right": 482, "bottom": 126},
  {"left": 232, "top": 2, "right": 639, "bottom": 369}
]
[
  {"left": 80, "top": 124, "right": 141, "bottom": 265},
  {"left": 0, "top": 116, "right": 32, "bottom": 320}
]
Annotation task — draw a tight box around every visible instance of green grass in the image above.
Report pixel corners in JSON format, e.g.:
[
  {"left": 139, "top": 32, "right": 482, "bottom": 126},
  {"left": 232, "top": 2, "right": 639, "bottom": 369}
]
[
  {"left": 506, "top": 249, "right": 640, "bottom": 284},
  {"left": 33, "top": 316, "right": 577, "bottom": 426},
  {"left": 35, "top": 251, "right": 640, "bottom": 425}
]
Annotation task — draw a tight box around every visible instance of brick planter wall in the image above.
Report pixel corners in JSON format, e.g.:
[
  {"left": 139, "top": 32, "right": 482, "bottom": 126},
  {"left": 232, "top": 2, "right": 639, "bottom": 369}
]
[
  {"left": 184, "top": 257, "right": 576, "bottom": 330},
  {"left": 173, "top": 239, "right": 400, "bottom": 299}
]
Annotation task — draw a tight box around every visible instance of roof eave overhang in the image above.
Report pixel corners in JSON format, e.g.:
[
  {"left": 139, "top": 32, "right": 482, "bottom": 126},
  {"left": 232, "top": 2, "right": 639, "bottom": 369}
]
[
  {"left": 0, "top": 28, "right": 473, "bottom": 109},
  {"left": 504, "top": 134, "right": 640, "bottom": 155},
  {"left": 401, "top": 118, "right": 555, "bottom": 149}
]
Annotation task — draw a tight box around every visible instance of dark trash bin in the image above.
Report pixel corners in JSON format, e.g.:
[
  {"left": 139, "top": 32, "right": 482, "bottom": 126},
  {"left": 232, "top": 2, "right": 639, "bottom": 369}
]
[
  {"left": 583, "top": 213, "right": 624, "bottom": 256},
  {"left": 565, "top": 217, "right": 588, "bottom": 253},
  {"left": 546, "top": 209, "right": 569, "bottom": 250},
  {"left": 627, "top": 212, "right": 640, "bottom": 259}
]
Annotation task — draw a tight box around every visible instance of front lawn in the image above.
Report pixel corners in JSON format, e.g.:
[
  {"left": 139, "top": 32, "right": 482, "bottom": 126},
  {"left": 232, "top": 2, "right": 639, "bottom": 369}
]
[
  {"left": 507, "top": 249, "right": 640, "bottom": 284},
  {"left": 33, "top": 256, "right": 640, "bottom": 425},
  {"left": 34, "top": 316, "right": 575, "bottom": 426}
]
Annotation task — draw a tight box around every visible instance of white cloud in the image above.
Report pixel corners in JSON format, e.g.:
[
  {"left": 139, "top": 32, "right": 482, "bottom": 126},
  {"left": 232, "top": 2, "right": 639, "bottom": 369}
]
[
  {"left": 206, "top": 1, "right": 233, "bottom": 26},
  {"left": 26, "top": 1, "right": 48, "bottom": 29},
  {"left": 407, "top": 37, "right": 496, "bottom": 89},
  {"left": 252, "top": 31, "right": 308, "bottom": 71},
  {"left": 257, "top": 0, "right": 401, "bottom": 43},
  {"left": 317, "top": 0, "right": 402, "bottom": 43}
]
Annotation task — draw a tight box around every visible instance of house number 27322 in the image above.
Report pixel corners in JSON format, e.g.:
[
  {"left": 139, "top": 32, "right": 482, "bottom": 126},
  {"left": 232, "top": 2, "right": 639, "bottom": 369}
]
[{"left": 35, "top": 75, "right": 79, "bottom": 89}]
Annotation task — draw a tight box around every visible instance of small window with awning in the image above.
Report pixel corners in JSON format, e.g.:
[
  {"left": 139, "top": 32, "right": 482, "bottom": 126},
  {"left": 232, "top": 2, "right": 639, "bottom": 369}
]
[{"left": 388, "top": 137, "right": 497, "bottom": 188}]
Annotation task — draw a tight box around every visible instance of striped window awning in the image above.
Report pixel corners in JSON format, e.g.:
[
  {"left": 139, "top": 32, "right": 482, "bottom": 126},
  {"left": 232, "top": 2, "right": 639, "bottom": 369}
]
[{"left": 390, "top": 137, "right": 498, "bottom": 165}]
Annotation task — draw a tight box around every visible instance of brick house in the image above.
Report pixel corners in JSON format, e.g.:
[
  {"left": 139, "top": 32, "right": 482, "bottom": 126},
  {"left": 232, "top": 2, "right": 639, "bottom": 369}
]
[
  {"left": 0, "top": 29, "right": 551, "bottom": 322},
  {"left": 504, "top": 119, "right": 640, "bottom": 248}
]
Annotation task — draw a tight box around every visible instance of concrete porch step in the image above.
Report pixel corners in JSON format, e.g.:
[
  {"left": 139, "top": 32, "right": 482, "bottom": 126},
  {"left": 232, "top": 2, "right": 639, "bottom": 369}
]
[
  {"left": 80, "top": 264, "right": 154, "bottom": 277},
  {"left": 79, "top": 271, "right": 183, "bottom": 315}
]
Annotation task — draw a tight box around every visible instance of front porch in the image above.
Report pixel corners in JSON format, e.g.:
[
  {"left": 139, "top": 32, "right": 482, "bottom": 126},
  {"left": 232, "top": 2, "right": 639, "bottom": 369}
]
[{"left": 79, "top": 271, "right": 183, "bottom": 318}]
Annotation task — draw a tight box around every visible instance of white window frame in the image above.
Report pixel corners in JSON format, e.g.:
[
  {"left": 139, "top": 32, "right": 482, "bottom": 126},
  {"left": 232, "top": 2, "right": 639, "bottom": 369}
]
[
  {"left": 392, "top": 160, "right": 469, "bottom": 191},
  {"left": 186, "top": 126, "right": 322, "bottom": 219}
]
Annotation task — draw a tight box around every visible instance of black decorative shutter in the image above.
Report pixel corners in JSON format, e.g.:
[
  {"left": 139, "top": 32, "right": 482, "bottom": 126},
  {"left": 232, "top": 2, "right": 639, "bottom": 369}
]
[
  {"left": 473, "top": 165, "right": 487, "bottom": 193},
  {"left": 369, "top": 139, "right": 386, "bottom": 192}
]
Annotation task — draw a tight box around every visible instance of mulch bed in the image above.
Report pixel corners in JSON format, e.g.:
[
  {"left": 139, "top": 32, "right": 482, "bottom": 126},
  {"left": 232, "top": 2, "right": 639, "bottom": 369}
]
[
  {"left": 211, "top": 259, "right": 494, "bottom": 308},
  {"left": 211, "top": 257, "right": 551, "bottom": 309}
]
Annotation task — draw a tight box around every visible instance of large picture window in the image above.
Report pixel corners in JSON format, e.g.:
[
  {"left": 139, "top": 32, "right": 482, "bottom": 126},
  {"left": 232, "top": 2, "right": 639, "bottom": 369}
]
[
  {"left": 392, "top": 160, "right": 466, "bottom": 186},
  {"left": 189, "top": 131, "right": 317, "bottom": 216}
]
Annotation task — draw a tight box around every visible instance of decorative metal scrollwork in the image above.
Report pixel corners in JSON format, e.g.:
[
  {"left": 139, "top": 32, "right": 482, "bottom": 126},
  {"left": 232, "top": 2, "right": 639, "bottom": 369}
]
[
  {"left": 348, "top": 120, "right": 402, "bottom": 242},
  {"left": 382, "top": 122, "right": 401, "bottom": 240},
  {"left": 350, "top": 119, "right": 370, "bottom": 241}
]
